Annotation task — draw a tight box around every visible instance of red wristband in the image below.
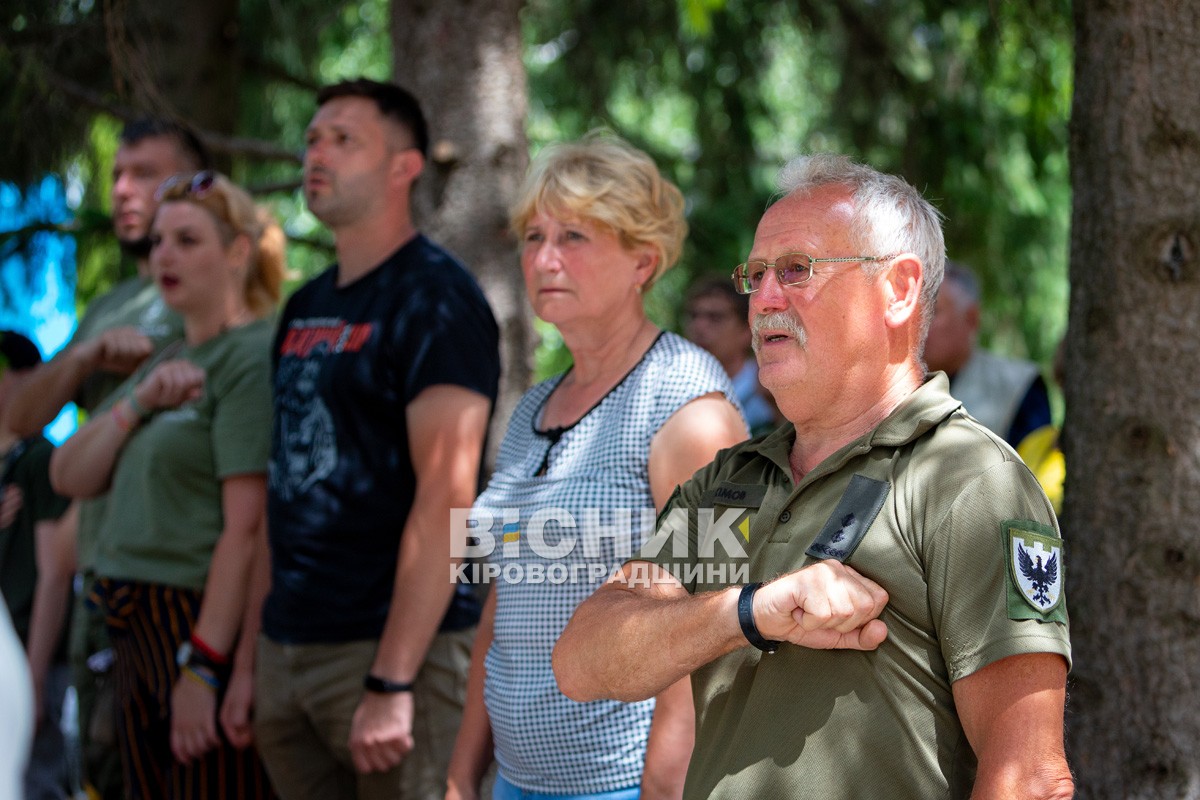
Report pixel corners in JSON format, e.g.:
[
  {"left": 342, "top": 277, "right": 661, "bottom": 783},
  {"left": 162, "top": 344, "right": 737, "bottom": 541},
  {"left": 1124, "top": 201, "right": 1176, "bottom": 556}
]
[
  {"left": 111, "top": 401, "right": 136, "bottom": 433},
  {"left": 190, "top": 633, "right": 230, "bottom": 666}
]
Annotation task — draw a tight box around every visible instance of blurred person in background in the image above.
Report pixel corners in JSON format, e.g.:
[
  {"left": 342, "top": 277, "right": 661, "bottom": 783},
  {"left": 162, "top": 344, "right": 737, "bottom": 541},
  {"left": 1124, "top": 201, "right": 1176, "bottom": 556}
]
[
  {"left": 0, "top": 593, "right": 35, "bottom": 800},
  {"left": 683, "top": 276, "right": 780, "bottom": 436},
  {"left": 51, "top": 172, "right": 284, "bottom": 799},
  {"left": 923, "top": 260, "right": 1051, "bottom": 447},
  {"left": 6, "top": 118, "right": 207, "bottom": 800},
  {"left": 1, "top": 330, "right": 74, "bottom": 799}
]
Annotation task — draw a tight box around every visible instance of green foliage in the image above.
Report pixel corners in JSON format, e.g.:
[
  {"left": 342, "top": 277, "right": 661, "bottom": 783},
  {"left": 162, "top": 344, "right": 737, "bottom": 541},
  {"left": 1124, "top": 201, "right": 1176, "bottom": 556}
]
[
  {"left": 7, "top": 0, "right": 1070, "bottom": 380},
  {"left": 522, "top": 0, "right": 1073, "bottom": 371},
  {"left": 2, "top": 0, "right": 390, "bottom": 308}
]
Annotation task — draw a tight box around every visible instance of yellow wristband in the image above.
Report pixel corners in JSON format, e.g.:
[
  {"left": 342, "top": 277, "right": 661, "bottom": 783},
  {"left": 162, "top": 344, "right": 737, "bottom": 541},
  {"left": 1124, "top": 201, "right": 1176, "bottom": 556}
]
[{"left": 181, "top": 664, "right": 219, "bottom": 692}]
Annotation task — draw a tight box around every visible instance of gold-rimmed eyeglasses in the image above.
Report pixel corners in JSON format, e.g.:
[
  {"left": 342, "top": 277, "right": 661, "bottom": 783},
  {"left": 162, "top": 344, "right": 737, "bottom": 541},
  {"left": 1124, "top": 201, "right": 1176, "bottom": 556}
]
[{"left": 731, "top": 252, "right": 896, "bottom": 295}]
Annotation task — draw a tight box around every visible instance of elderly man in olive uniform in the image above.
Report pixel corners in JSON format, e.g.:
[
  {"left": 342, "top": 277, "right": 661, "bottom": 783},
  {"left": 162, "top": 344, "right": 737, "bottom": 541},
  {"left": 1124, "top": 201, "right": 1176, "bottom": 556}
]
[{"left": 554, "top": 155, "right": 1072, "bottom": 800}]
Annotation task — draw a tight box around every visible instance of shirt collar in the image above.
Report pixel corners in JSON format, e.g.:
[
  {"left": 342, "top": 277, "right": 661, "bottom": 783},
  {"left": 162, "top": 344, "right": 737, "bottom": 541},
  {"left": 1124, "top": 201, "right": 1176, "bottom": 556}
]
[{"left": 745, "top": 372, "right": 962, "bottom": 479}]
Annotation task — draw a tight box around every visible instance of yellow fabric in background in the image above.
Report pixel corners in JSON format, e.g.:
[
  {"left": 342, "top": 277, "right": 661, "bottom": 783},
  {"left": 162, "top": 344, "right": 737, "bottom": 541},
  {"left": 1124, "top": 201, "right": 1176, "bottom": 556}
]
[{"left": 1018, "top": 425, "right": 1065, "bottom": 515}]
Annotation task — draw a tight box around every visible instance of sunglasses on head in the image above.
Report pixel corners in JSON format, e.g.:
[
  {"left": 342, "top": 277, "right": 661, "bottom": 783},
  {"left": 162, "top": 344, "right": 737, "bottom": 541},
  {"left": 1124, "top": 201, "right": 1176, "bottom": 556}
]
[{"left": 155, "top": 170, "right": 216, "bottom": 202}]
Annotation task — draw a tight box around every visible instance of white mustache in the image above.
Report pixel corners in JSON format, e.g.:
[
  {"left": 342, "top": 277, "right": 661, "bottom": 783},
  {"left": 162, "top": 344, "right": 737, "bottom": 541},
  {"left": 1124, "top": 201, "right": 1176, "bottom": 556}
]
[{"left": 751, "top": 311, "right": 807, "bottom": 353}]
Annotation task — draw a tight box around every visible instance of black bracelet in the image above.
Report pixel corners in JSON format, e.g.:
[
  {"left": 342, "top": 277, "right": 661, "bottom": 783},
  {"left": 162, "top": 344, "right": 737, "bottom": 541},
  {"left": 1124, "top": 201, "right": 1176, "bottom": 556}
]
[
  {"left": 738, "top": 582, "right": 781, "bottom": 654},
  {"left": 176, "top": 641, "right": 226, "bottom": 676},
  {"left": 363, "top": 673, "right": 415, "bottom": 694}
]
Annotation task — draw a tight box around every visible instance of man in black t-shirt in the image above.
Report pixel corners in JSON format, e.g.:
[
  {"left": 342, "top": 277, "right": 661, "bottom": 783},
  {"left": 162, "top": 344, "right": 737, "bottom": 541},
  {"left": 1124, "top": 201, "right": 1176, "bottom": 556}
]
[{"left": 254, "top": 79, "right": 500, "bottom": 800}]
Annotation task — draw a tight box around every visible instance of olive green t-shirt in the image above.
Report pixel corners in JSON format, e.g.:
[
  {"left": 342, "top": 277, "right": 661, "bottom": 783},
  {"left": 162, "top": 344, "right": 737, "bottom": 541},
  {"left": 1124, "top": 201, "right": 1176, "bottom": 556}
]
[
  {"left": 637, "top": 373, "right": 1071, "bottom": 800},
  {"left": 94, "top": 319, "right": 272, "bottom": 591},
  {"left": 70, "top": 275, "right": 184, "bottom": 573},
  {"left": 0, "top": 437, "right": 71, "bottom": 645}
]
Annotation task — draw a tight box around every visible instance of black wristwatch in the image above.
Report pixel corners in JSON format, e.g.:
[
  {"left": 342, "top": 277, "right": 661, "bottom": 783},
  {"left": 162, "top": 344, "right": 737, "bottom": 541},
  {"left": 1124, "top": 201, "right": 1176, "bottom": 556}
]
[
  {"left": 738, "top": 582, "right": 782, "bottom": 654},
  {"left": 363, "top": 674, "right": 415, "bottom": 694}
]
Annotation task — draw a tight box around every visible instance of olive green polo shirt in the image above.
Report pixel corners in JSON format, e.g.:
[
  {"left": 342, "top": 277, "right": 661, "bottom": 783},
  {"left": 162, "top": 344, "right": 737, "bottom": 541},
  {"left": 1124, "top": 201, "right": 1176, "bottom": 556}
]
[{"left": 637, "top": 373, "right": 1071, "bottom": 800}]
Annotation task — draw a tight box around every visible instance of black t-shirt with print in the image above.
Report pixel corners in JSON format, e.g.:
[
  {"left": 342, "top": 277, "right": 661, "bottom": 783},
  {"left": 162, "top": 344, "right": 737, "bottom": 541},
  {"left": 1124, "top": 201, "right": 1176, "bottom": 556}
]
[{"left": 264, "top": 234, "right": 500, "bottom": 643}]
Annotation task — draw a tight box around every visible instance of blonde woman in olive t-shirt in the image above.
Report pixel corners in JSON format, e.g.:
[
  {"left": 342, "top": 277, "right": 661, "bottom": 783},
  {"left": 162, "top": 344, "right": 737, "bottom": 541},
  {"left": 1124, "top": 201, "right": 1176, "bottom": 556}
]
[{"left": 51, "top": 172, "right": 286, "bottom": 799}]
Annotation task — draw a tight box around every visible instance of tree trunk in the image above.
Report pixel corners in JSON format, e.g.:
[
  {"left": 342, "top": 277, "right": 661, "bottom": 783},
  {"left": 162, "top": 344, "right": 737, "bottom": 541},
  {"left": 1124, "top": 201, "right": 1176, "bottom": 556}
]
[
  {"left": 1065, "top": 1, "right": 1200, "bottom": 796},
  {"left": 391, "top": 0, "right": 532, "bottom": 466}
]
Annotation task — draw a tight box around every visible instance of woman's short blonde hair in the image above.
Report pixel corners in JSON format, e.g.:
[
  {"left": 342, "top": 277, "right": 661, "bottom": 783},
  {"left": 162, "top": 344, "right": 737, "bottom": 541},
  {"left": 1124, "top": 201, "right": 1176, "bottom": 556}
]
[
  {"left": 510, "top": 132, "right": 687, "bottom": 290},
  {"left": 156, "top": 172, "right": 287, "bottom": 317}
]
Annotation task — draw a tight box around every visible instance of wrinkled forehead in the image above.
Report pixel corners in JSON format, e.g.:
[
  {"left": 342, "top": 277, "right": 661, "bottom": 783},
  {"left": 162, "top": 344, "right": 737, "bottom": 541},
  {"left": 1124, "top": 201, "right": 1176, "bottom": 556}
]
[{"left": 751, "top": 187, "right": 856, "bottom": 258}]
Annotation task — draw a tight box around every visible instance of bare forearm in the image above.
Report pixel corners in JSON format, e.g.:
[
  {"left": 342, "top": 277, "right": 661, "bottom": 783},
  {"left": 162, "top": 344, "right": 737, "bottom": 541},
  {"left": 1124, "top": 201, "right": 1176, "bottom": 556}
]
[
  {"left": 49, "top": 405, "right": 133, "bottom": 497},
  {"left": 446, "top": 591, "right": 496, "bottom": 797},
  {"left": 192, "top": 526, "right": 258, "bottom": 656},
  {"left": 641, "top": 677, "right": 695, "bottom": 800},
  {"left": 26, "top": 578, "right": 69, "bottom": 676},
  {"left": 232, "top": 522, "right": 271, "bottom": 676},
  {"left": 553, "top": 572, "right": 745, "bottom": 703},
  {"left": 957, "top": 654, "right": 1073, "bottom": 800},
  {"left": 26, "top": 514, "right": 76, "bottom": 684},
  {"left": 7, "top": 351, "right": 93, "bottom": 437},
  {"left": 970, "top": 764, "right": 1074, "bottom": 800},
  {"left": 370, "top": 503, "right": 462, "bottom": 682}
]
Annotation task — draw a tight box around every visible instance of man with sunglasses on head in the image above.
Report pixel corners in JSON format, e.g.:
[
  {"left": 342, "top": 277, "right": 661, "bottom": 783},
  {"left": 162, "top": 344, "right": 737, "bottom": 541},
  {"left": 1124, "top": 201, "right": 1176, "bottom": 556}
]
[
  {"left": 253, "top": 78, "right": 499, "bottom": 800},
  {"left": 554, "top": 155, "right": 1073, "bottom": 800},
  {"left": 6, "top": 118, "right": 207, "bottom": 800}
]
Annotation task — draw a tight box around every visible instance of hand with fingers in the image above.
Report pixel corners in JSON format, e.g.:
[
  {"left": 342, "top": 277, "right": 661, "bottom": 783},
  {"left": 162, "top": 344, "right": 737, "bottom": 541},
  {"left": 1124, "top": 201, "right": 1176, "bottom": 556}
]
[
  {"left": 219, "top": 667, "right": 256, "bottom": 749},
  {"left": 76, "top": 326, "right": 155, "bottom": 375},
  {"left": 752, "top": 560, "right": 890, "bottom": 651},
  {"left": 349, "top": 691, "right": 415, "bottom": 774},
  {"left": 133, "top": 359, "right": 206, "bottom": 413},
  {"left": 170, "top": 673, "right": 221, "bottom": 763}
]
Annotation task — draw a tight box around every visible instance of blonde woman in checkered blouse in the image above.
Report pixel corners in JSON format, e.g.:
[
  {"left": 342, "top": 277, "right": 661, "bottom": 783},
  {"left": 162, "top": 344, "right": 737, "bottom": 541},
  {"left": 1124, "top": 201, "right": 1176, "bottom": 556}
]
[{"left": 445, "top": 134, "right": 748, "bottom": 800}]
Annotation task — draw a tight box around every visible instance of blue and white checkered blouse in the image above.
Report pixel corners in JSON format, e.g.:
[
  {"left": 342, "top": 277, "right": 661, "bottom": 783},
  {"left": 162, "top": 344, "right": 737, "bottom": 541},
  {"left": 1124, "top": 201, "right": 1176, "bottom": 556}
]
[{"left": 476, "top": 331, "right": 741, "bottom": 794}]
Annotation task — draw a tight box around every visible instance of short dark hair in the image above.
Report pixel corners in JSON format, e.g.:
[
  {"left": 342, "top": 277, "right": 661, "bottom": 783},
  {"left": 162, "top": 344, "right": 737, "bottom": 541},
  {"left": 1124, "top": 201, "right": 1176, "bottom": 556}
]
[
  {"left": 0, "top": 330, "right": 42, "bottom": 373},
  {"left": 686, "top": 275, "right": 749, "bottom": 318},
  {"left": 121, "top": 118, "right": 213, "bottom": 172},
  {"left": 317, "top": 78, "right": 429, "bottom": 157}
]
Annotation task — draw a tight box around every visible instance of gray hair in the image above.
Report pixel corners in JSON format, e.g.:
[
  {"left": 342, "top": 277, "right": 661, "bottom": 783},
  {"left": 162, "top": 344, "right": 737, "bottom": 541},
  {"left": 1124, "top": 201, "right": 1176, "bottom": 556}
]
[
  {"left": 941, "top": 259, "right": 981, "bottom": 309},
  {"left": 775, "top": 154, "right": 946, "bottom": 338}
]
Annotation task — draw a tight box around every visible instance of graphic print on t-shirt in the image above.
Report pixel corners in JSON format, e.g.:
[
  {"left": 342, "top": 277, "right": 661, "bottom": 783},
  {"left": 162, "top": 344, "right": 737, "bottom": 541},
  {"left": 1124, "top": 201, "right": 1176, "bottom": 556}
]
[
  {"left": 137, "top": 294, "right": 174, "bottom": 339},
  {"left": 271, "top": 318, "right": 374, "bottom": 501}
]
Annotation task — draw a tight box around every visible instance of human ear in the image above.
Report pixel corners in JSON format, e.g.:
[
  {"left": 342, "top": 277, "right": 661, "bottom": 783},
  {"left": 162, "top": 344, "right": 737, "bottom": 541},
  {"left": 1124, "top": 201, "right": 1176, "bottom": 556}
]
[
  {"left": 228, "top": 234, "right": 252, "bottom": 272},
  {"left": 391, "top": 148, "right": 425, "bottom": 186},
  {"left": 883, "top": 255, "right": 922, "bottom": 328},
  {"left": 633, "top": 246, "right": 658, "bottom": 291}
]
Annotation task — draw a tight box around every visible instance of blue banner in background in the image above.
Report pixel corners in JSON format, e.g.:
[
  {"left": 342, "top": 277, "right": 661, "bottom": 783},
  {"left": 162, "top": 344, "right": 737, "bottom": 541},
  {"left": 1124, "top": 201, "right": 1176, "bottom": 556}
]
[{"left": 0, "top": 176, "right": 79, "bottom": 443}]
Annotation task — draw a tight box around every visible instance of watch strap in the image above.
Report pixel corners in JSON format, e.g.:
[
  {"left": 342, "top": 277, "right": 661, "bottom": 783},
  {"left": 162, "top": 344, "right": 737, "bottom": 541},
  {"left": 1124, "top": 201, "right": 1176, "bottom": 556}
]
[
  {"left": 738, "top": 582, "right": 781, "bottom": 654},
  {"left": 363, "top": 674, "right": 415, "bottom": 694}
]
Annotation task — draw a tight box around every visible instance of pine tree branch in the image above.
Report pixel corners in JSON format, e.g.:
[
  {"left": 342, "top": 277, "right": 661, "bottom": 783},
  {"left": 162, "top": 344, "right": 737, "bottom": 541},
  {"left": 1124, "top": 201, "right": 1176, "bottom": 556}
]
[{"left": 43, "top": 69, "right": 302, "bottom": 164}]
